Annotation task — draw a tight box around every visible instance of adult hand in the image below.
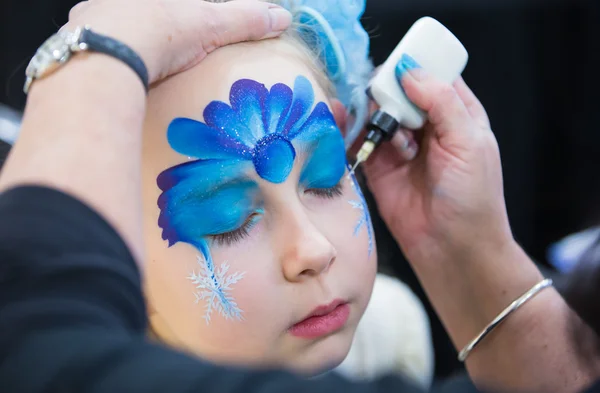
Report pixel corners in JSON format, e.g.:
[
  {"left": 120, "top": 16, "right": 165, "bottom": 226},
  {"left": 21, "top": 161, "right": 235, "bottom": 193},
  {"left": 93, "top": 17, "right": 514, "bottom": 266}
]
[
  {"left": 65, "top": 0, "right": 292, "bottom": 83},
  {"left": 362, "top": 59, "right": 600, "bottom": 393},
  {"left": 363, "top": 60, "right": 513, "bottom": 267}
]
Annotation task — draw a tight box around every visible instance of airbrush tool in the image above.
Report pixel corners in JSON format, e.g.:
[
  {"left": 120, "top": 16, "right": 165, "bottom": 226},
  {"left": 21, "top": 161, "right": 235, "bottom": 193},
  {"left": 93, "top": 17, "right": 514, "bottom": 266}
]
[{"left": 349, "top": 17, "right": 469, "bottom": 176}]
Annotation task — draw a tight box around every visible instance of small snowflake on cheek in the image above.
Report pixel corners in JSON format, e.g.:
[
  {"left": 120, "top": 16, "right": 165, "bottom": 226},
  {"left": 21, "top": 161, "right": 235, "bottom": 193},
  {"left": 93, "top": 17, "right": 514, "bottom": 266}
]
[
  {"left": 188, "top": 253, "right": 245, "bottom": 325},
  {"left": 348, "top": 174, "right": 374, "bottom": 256}
]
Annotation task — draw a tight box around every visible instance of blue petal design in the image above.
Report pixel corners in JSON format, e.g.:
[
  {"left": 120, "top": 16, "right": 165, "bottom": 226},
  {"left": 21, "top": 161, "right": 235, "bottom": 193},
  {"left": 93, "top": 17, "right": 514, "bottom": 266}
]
[
  {"left": 252, "top": 134, "right": 296, "bottom": 184},
  {"left": 156, "top": 158, "right": 250, "bottom": 193},
  {"left": 158, "top": 180, "right": 259, "bottom": 247},
  {"left": 167, "top": 118, "right": 252, "bottom": 160},
  {"left": 265, "top": 83, "right": 293, "bottom": 134},
  {"left": 280, "top": 76, "right": 314, "bottom": 137},
  {"left": 292, "top": 102, "right": 337, "bottom": 141},
  {"left": 299, "top": 130, "right": 346, "bottom": 189},
  {"left": 203, "top": 101, "right": 257, "bottom": 149},
  {"left": 157, "top": 159, "right": 254, "bottom": 246},
  {"left": 297, "top": 102, "right": 346, "bottom": 188},
  {"left": 230, "top": 79, "right": 268, "bottom": 143}
]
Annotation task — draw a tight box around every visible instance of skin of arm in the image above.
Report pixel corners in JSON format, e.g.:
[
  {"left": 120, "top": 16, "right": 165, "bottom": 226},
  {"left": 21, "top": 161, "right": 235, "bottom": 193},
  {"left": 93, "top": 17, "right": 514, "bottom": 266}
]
[
  {"left": 415, "top": 238, "right": 599, "bottom": 393},
  {"left": 0, "top": 56, "right": 147, "bottom": 261}
]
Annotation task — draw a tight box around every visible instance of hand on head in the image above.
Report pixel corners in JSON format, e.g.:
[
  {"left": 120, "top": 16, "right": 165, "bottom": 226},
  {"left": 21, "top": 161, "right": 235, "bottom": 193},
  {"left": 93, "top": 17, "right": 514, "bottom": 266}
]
[
  {"left": 65, "top": 0, "right": 292, "bottom": 83},
  {"left": 363, "top": 66, "right": 514, "bottom": 266},
  {"left": 4, "top": 0, "right": 292, "bottom": 262}
]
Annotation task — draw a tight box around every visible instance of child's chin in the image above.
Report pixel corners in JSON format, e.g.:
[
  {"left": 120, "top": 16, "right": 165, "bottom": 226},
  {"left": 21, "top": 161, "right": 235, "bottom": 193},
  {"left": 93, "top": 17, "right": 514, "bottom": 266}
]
[{"left": 289, "top": 329, "right": 355, "bottom": 377}]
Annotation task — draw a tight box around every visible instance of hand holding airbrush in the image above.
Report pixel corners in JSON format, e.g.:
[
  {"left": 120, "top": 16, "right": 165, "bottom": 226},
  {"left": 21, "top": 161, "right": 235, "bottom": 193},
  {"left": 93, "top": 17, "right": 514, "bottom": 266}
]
[{"left": 350, "top": 17, "right": 469, "bottom": 175}]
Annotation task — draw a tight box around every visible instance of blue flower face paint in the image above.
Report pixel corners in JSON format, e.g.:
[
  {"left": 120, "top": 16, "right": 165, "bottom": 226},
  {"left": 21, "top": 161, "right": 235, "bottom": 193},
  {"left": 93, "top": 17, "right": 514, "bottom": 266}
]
[
  {"left": 162, "top": 76, "right": 345, "bottom": 185},
  {"left": 348, "top": 174, "right": 374, "bottom": 256},
  {"left": 157, "top": 76, "right": 347, "bottom": 324}
]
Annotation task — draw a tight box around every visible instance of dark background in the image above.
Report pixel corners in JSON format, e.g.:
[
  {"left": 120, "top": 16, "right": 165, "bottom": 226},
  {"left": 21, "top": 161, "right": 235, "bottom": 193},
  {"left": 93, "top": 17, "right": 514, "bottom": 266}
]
[{"left": 1, "top": 0, "right": 599, "bottom": 383}]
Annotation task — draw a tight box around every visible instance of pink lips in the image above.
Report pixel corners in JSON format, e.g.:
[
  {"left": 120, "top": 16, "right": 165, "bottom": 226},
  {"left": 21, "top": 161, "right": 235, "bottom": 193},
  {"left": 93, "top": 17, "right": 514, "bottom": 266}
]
[{"left": 289, "top": 299, "right": 350, "bottom": 339}]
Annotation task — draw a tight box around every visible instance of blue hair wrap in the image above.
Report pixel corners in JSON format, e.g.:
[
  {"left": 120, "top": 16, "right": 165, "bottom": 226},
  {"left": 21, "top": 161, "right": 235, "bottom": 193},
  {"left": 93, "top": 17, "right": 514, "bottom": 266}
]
[{"left": 281, "top": 0, "right": 372, "bottom": 149}]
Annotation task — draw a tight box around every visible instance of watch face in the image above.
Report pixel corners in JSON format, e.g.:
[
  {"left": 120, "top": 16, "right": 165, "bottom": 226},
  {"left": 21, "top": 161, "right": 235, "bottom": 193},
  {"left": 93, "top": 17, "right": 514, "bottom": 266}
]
[{"left": 26, "top": 30, "right": 73, "bottom": 79}]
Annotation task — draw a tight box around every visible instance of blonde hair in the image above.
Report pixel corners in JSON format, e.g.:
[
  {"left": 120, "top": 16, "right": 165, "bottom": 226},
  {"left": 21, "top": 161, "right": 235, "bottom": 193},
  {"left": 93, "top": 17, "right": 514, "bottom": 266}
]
[{"left": 203, "top": 0, "right": 335, "bottom": 97}]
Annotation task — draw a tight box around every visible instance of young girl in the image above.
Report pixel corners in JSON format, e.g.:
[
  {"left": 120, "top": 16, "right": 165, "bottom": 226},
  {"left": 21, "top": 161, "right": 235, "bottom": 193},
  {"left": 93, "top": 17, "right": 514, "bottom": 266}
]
[{"left": 140, "top": 0, "right": 432, "bottom": 384}]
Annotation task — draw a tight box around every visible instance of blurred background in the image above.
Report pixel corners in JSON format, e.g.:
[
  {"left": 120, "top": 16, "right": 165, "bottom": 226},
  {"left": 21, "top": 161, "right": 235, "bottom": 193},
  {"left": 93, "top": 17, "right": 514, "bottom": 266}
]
[{"left": 1, "top": 0, "right": 599, "bottom": 383}]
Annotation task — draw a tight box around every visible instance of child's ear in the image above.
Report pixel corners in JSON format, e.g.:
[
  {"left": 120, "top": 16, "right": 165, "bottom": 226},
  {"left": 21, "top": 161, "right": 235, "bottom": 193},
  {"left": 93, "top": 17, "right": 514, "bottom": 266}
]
[{"left": 330, "top": 99, "right": 348, "bottom": 136}]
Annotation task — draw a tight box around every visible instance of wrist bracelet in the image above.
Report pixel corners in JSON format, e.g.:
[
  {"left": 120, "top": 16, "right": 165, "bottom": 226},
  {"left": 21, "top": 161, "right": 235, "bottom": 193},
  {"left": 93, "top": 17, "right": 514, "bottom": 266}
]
[
  {"left": 81, "top": 27, "right": 149, "bottom": 92},
  {"left": 24, "top": 26, "right": 149, "bottom": 94},
  {"left": 458, "top": 278, "right": 554, "bottom": 362}
]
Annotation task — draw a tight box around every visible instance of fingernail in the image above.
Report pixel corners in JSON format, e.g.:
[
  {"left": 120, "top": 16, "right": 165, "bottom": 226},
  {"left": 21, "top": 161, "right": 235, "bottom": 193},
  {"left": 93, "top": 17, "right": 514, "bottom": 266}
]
[
  {"left": 266, "top": 5, "right": 292, "bottom": 35},
  {"left": 403, "top": 140, "right": 419, "bottom": 160},
  {"left": 391, "top": 130, "right": 419, "bottom": 160},
  {"left": 401, "top": 53, "right": 421, "bottom": 70},
  {"left": 391, "top": 130, "right": 409, "bottom": 150},
  {"left": 395, "top": 62, "right": 407, "bottom": 81},
  {"left": 396, "top": 54, "right": 427, "bottom": 82}
]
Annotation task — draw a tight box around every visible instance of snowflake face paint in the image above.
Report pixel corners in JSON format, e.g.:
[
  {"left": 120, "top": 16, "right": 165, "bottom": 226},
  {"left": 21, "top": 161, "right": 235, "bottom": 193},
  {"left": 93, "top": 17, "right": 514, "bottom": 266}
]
[
  {"left": 157, "top": 76, "right": 347, "bottom": 324},
  {"left": 188, "top": 253, "right": 245, "bottom": 324},
  {"left": 348, "top": 174, "right": 374, "bottom": 256}
]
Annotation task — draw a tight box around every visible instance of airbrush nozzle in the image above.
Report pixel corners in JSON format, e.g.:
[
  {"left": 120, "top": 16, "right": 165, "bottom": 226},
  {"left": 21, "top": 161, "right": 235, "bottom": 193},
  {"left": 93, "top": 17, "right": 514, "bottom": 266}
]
[
  {"left": 348, "top": 160, "right": 361, "bottom": 179},
  {"left": 347, "top": 140, "right": 376, "bottom": 178},
  {"left": 349, "top": 111, "right": 399, "bottom": 176}
]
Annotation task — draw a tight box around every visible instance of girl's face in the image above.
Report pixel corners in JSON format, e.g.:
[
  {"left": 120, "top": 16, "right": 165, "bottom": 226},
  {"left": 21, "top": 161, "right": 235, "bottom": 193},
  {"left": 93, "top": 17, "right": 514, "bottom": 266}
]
[{"left": 142, "top": 40, "right": 376, "bottom": 375}]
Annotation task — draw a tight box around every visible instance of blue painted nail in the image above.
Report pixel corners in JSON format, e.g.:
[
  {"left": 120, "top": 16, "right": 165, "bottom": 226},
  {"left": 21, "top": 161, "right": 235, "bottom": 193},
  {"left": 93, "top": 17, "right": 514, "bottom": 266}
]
[
  {"left": 395, "top": 54, "right": 421, "bottom": 81},
  {"left": 401, "top": 53, "right": 421, "bottom": 71},
  {"left": 395, "top": 62, "right": 407, "bottom": 80}
]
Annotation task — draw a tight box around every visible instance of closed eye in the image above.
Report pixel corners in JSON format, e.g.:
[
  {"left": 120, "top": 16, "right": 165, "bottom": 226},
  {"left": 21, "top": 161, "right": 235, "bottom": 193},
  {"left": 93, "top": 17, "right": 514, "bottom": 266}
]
[
  {"left": 209, "top": 212, "right": 262, "bottom": 247},
  {"left": 305, "top": 182, "right": 344, "bottom": 199}
]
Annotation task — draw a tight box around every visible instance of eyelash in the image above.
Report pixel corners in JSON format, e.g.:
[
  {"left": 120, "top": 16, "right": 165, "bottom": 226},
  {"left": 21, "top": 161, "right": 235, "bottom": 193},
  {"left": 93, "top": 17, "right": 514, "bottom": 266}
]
[
  {"left": 211, "top": 213, "right": 260, "bottom": 247},
  {"left": 209, "top": 182, "right": 344, "bottom": 247},
  {"left": 305, "top": 182, "right": 344, "bottom": 199}
]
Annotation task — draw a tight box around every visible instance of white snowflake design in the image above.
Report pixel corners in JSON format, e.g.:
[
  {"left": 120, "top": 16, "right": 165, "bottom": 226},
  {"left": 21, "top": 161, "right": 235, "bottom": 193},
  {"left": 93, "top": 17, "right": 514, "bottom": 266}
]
[
  {"left": 348, "top": 174, "right": 374, "bottom": 256},
  {"left": 188, "top": 254, "right": 245, "bottom": 325}
]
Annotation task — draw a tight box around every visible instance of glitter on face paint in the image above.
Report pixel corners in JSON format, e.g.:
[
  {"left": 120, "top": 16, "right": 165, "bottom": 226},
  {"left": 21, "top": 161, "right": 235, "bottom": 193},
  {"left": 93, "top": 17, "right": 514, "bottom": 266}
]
[
  {"left": 160, "top": 76, "right": 345, "bottom": 185},
  {"left": 348, "top": 173, "right": 374, "bottom": 256},
  {"left": 156, "top": 76, "right": 348, "bottom": 323}
]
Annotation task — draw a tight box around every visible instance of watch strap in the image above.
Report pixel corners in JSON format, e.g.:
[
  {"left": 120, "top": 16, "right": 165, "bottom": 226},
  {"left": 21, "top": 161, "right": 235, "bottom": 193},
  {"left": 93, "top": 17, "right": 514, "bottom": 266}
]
[{"left": 80, "top": 28, "right": 149, "bottom": 93}]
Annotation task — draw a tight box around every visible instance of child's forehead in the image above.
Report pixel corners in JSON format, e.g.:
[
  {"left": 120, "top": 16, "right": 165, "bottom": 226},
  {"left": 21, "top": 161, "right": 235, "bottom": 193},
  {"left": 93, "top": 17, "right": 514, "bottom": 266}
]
[
  {"left": 147, "top": 38, "right": 331, "bottom": 117},
  {"left": 145, "top": 40, "right": 343, "bottom": 194}
]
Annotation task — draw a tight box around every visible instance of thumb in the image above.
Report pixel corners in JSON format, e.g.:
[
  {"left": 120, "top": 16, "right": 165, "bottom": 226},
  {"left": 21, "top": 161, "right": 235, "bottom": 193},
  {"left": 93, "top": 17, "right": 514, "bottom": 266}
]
[
  {"left": 202, "top": 1, "right": 292, "bottom": 48},
  {"left": 396, "top": 54, "right": 475, "bottom": 140},
  {"left": 390, "top": 129, "right": 419, "bottom": 161}
]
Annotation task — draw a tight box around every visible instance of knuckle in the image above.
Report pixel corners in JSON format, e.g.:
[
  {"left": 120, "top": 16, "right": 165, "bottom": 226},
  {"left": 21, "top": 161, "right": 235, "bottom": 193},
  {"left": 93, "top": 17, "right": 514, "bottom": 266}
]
[
  {"left": 202, "top": 12, "right": 223, "bottom": 52},
  {"left": 428, "top": 84, "right": 459, "bottom": 123},
  {"left": 68, "top": 2, "right": 87, "bottom": 20},
  {"left": 249, "top": 12, "right": 272, "bottom": 39},
  {"left": 478, "top": 129, "right": 498, "bottom": 150},
  {"left": 436, "top": 84, "right": 459, "bottom": 104}
]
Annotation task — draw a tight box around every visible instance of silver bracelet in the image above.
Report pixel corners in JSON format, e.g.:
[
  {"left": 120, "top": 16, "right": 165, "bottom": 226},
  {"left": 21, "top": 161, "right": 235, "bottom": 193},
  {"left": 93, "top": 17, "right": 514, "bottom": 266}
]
[{"left": 458, "top": 278, "right": 554, "bottom": 362}]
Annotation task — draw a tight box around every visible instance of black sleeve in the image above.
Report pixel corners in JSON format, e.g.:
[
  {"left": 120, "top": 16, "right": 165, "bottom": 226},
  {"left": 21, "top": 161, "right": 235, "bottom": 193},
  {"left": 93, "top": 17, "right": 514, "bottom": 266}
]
[
  {"left": 586, "top": 382, "right": 600, "bottom": 393},
  {"left": 0, "top": 186, "right": 428, "bottom": 393}
]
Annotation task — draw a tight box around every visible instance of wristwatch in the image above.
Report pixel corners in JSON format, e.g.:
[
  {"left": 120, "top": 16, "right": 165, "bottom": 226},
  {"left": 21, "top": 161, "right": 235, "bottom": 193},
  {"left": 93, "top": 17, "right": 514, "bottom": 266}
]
[{"left": 23, "top": 26, "right": 149, "bottom": 94}]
